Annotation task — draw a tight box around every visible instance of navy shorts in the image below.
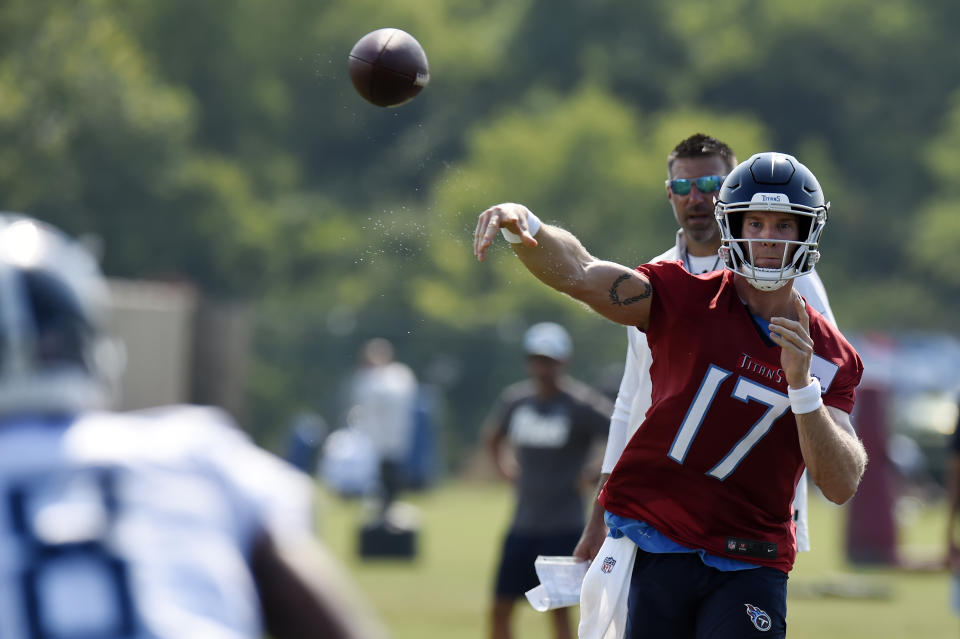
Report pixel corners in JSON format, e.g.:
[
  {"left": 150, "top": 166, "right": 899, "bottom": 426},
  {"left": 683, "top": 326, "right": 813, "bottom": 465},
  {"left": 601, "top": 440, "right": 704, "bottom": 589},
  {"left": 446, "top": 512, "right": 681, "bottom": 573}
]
[
  {"left": 625, "top": 550, "right": 788, "bottom": 639},
  {"left": 493, "top": 530, "right": 582, "bottom": 598}
]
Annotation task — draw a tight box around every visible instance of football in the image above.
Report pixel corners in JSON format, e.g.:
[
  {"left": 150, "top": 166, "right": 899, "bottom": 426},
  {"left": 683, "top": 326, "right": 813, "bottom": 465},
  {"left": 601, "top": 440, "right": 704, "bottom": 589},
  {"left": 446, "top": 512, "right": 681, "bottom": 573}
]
[{"left": 348, "top": 28, "right": 430, "bottom": 108}]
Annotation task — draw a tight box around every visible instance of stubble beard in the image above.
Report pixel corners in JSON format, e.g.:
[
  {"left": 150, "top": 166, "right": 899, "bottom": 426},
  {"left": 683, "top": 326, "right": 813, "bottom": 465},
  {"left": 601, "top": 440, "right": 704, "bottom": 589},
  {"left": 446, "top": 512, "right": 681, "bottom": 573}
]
[{"left": 683, "top": 209, "right": 721, "bottom": 249}]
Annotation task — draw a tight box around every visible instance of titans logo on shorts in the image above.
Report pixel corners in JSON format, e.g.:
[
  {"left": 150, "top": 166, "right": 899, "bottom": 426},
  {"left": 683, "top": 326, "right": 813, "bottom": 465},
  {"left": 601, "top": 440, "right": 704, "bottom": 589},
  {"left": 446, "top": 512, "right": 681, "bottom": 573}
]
[{"left": 744, "top": 603, "right": 772, "bottom": 631}]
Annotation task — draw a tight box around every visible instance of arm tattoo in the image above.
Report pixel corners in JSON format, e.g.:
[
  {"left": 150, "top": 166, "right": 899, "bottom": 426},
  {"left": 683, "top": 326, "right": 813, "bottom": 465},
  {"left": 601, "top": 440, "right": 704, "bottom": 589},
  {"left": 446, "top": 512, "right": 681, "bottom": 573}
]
[{"left": 609, "top": 273, "right": 651, "bottom": 306}]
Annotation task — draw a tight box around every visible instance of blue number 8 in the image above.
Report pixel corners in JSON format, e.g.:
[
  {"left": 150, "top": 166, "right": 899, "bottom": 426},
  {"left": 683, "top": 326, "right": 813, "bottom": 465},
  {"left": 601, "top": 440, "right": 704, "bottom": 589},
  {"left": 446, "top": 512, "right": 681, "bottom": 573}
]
[{"left": 8, "top": 469, "right": 136, "bottom": 639}]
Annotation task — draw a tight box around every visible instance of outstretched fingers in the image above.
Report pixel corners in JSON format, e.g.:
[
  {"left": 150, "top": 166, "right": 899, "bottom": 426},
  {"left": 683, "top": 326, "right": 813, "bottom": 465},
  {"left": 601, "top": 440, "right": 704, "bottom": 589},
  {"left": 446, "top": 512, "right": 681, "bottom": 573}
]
[
  {"left": 473, "top": 209, "right": 500, "bottom": 261},
  {"left": 473, "top": 203, "right": 537, "bottom": 261},
  {"left": 474, "top": 207, "right": 511, "bottom": 261}
]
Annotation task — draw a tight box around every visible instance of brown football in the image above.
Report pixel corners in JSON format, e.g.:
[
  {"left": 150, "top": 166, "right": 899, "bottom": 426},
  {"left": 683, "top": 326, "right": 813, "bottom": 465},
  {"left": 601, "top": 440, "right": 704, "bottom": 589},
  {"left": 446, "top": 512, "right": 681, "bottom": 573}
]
[{"left": 348, "top": 28, "right": 430, "bottom": 108}]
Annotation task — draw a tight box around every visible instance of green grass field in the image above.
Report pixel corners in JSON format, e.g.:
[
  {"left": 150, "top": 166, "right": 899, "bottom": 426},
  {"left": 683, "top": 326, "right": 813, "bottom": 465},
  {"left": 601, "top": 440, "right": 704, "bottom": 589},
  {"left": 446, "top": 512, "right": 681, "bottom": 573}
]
[{"left": 316, "top": 480, "right": 958, "bottom": 639}]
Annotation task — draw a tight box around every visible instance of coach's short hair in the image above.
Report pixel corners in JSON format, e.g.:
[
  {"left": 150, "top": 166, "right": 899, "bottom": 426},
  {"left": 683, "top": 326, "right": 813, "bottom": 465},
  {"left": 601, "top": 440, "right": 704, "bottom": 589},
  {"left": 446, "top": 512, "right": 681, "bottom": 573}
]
[{"left": 667, "top": 133, "right": 737, "bottom": 175}]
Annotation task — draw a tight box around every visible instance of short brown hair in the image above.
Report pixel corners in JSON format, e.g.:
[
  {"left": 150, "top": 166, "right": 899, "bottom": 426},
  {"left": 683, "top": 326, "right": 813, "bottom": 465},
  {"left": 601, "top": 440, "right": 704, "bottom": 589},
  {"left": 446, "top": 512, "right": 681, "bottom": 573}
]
[{"left": 666, "top": 133, "right": 737, "bottom": 175}]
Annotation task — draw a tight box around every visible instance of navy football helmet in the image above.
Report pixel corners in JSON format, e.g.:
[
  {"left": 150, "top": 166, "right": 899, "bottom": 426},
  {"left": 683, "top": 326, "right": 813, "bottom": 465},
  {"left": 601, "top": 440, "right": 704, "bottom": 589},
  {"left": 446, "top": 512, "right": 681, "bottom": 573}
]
[
  {"left": 0, "top": 214, "right": 121, "bottom": 415},
  {"left": 714, "top": 153, "right": 829, "bottom": 291}
]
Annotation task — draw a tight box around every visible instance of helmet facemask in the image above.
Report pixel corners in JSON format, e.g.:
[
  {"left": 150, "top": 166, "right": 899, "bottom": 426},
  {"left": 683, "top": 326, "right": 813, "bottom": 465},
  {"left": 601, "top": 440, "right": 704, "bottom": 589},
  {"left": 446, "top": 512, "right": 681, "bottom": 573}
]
[
  {"left": 716, "top": 200, "right": 827, "bottom": 291},
  {"left": 714, "top": 152, "right": 829, "bottom": 291}
]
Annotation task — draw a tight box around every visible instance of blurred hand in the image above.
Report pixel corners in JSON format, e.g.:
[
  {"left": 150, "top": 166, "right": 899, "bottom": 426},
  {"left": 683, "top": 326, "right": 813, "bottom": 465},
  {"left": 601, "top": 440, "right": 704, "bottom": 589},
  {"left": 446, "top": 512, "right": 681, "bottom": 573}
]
[{"left": 494, "top": 455, "right": 519, "bottom": 484}]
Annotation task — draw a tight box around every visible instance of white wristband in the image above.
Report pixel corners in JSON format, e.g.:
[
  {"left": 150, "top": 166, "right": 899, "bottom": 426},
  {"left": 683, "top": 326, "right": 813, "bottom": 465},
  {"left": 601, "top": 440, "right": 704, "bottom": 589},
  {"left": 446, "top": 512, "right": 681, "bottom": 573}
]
[
  {"left": 501, "top": 210, "right": 542, "bottom": 244},
  {"left": 788, "top": 378, "right": 822, "bottom": 415}
]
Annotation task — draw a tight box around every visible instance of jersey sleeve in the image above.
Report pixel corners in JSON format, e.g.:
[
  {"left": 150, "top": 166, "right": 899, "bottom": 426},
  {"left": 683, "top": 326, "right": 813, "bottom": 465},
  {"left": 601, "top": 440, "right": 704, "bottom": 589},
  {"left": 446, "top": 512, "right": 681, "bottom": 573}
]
[
  {"left": 816, "top": 329, "right": 865, "bottom": 415},
  {"left": 795, "top": 269, "right": 837, "bottom": 327},
  {"left": 634, "top": 260, "right": 706, "bottom": 337},
  {"left": 154, "top": 406, "right": 316, "bottom": 550},
  {"left": 634, "top": 259, "right": 686, "bottom": 305}
]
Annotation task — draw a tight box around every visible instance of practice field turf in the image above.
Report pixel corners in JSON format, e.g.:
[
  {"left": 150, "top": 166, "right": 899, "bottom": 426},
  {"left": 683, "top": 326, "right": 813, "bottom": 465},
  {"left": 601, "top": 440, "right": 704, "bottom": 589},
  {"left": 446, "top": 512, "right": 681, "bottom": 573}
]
[{"left": 316, "top": 480, "right": 957, "bottom": 639}]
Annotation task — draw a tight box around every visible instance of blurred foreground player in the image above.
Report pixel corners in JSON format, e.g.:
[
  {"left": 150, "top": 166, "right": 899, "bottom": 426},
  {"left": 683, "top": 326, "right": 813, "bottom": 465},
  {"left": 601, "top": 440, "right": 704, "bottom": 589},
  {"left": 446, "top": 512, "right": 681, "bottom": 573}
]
[{"left": 0, "top": 215, "right": 386, "bottom": 639}]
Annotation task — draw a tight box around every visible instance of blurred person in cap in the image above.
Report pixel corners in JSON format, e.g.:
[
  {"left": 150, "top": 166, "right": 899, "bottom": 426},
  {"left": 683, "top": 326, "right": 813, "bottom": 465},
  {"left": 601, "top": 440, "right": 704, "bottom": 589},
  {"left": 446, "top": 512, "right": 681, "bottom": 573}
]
[
  {"left": 0, "top": 214, "right": 386, "bottom": 639},
  {"left": 483, "top": 322, "right": 613, "bottom": 639}
]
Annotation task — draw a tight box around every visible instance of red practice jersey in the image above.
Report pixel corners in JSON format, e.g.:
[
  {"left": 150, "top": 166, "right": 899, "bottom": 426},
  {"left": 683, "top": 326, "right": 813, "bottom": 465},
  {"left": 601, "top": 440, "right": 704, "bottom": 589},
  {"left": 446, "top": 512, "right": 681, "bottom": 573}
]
[{"left": 598, "top": 261, "right": 863, "bottom": 573}]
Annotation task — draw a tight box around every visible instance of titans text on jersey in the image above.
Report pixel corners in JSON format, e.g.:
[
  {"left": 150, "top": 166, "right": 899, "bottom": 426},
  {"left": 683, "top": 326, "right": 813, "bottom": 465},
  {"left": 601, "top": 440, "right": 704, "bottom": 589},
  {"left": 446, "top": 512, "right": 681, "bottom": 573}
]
[{"left": 599, "top": 262, "right": 863, "bottom": 573}]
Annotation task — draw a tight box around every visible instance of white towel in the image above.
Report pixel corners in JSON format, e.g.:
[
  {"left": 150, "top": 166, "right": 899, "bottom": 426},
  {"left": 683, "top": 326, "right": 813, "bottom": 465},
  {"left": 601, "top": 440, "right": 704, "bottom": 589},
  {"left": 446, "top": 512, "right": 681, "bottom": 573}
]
[{"left": 578, "top": 535, "right": 637, "bottom": 639}]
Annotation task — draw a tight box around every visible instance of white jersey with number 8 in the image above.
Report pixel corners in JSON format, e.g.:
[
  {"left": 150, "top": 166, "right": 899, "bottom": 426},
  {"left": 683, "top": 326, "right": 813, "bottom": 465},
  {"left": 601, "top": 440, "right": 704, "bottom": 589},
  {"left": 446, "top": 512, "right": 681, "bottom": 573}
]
[{"left": 0, "top": 405, "right": 313, "bottom": 639}]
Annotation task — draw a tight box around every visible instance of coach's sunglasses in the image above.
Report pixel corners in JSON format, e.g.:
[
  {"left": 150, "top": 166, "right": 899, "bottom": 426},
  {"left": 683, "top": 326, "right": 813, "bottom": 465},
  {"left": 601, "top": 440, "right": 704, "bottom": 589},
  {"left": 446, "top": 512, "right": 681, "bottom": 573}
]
[{"left": 666, "top": 175, "right": 727, "bottom": 195}]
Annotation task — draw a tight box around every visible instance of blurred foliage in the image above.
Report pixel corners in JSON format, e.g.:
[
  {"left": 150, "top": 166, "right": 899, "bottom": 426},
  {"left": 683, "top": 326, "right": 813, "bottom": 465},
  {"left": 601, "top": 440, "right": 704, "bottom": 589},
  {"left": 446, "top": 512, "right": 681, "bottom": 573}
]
[{"left": 2, "top": 0, "right": 960, "bottom": 463}]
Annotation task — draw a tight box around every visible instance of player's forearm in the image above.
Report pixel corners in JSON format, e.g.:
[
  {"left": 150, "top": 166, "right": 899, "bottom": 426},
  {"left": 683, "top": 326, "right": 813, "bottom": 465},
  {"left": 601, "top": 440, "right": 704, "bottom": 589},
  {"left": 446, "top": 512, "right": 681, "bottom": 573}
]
[
  {"left": 583, "top": 476, "right": 609, "bottom": 532},
  {"left": 253, "top": 532, "right": 389, "bottom": 639},
  {"left": 513, "top": 226, "right": 652, "bottom": 328},
  {"left": 512, "top": 223, "right": 595, "bottom": 293},
  {"left": 591, "top": 473, "right": 609, "bottom": 509},
  {"left": 796, "top": 407, "right": 867, "bottom": 504},
  {"left": 573, "top": 473, "right": 610, "bottom": 561}
]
